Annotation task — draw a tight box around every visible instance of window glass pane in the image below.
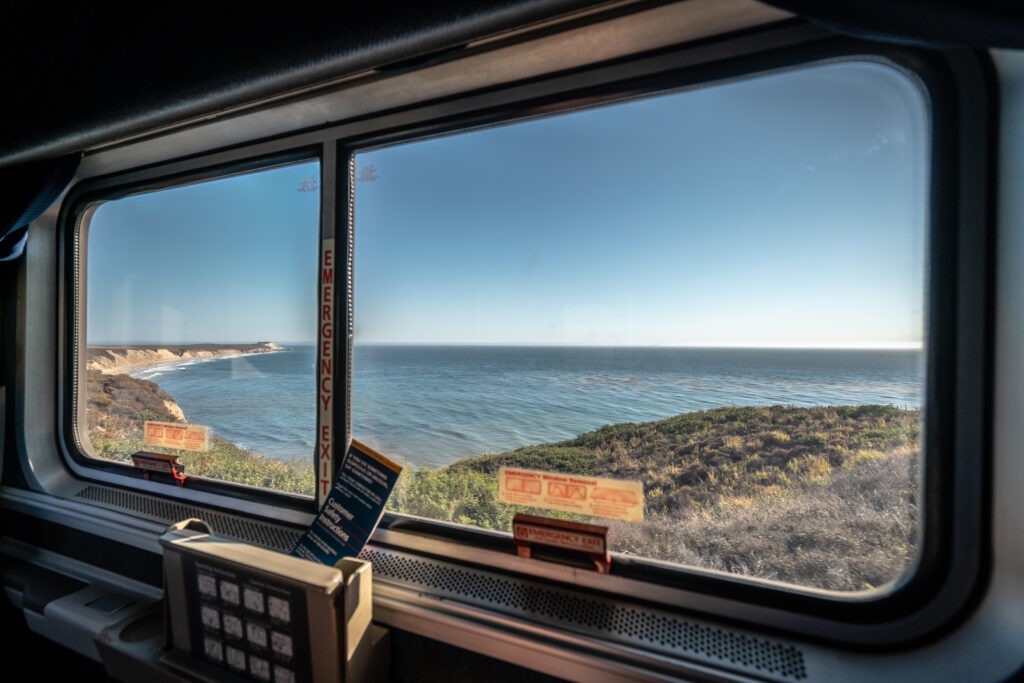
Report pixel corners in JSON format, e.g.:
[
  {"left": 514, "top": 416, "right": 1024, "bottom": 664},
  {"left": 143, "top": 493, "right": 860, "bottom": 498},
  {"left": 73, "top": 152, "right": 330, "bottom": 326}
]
[
  {"left": 82, "top": 161, "right": 320, "bottom": 495},
  {"left": 353, "top": 62, "right": 927, "bottom": 592}
]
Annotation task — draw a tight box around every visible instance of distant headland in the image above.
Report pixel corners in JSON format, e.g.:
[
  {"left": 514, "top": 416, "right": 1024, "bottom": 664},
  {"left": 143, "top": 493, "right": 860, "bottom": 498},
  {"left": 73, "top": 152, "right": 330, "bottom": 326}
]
[{"left": 86, "top": 341, "right": 285, "bottom": 375}]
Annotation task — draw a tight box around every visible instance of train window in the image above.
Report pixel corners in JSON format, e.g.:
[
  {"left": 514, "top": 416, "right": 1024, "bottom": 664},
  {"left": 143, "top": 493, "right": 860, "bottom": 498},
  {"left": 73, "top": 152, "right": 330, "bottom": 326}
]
[
  {"left": 353, "top": 60, "right": 929, "bottom": 593},
  {"left": 75, "top": 159, "right": 320, "bottom": 496}
]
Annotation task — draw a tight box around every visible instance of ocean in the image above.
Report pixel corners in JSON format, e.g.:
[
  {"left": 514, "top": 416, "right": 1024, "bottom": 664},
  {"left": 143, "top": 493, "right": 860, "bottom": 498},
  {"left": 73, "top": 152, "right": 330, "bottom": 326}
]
[{"left": 132, "top": 344, "right": 924, "bottom": 468}]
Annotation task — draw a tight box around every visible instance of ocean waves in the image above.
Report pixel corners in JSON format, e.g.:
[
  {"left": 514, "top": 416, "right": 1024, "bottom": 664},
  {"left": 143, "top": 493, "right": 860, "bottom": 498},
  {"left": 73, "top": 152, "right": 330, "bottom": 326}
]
[
  {"left": 352, "top": 346, "right": 923, "bottom": 468},
  {"left": 135, "top": 344, "right": 924, "bottom": 468}
]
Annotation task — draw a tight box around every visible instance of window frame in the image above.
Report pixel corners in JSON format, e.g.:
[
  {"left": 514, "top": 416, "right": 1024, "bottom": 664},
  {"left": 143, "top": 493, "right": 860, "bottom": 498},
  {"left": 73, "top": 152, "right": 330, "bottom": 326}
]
[
  {"left": 60, "top": 146, "right": 330, "bottom": 516},
  {"left": 43, "top": 25, "right": 992, "bottom": 648},
  {"left": 336, "top": 40, "right": 993, "bottom": 640}
]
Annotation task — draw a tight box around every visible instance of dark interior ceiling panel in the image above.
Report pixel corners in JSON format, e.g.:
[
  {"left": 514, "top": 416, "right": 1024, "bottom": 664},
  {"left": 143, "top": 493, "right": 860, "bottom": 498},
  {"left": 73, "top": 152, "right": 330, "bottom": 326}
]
[{"left": 0, "top": 1, "right": 603, "bottom": 167}]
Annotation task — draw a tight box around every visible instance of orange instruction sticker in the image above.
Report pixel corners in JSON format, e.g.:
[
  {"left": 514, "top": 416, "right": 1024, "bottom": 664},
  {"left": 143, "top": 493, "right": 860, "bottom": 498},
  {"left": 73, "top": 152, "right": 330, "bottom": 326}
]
[
  {"left": 144, "top": 421, "right": 210, "bottom": 452},
  {"left": 499, "top": 467, "right": 644, "bottom": 522}
]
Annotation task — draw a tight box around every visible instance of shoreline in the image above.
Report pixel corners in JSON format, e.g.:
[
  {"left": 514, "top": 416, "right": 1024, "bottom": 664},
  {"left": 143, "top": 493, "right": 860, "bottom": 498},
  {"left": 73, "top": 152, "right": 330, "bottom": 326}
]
[{"left": 86, "top": 342, "right": 286, "bottom": 376}]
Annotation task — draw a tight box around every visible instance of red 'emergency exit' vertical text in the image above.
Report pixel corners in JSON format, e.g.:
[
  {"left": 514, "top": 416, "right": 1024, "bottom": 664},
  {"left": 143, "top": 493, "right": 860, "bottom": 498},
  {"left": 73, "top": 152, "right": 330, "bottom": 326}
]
[{"left": 318, "top": 240, "right": 335, "bottom": 503}]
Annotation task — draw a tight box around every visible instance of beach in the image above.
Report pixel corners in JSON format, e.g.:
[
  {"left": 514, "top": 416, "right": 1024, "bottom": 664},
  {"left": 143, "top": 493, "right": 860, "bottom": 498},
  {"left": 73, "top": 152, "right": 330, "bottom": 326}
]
[{"left": 85, "top": 341, "right": 285, "bottom": 375}]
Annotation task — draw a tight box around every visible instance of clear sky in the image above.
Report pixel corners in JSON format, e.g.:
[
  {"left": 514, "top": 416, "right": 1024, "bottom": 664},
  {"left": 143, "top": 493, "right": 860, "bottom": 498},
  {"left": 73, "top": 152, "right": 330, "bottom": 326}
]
[
  {"left": 354, "top": 61, "right": 927, "bottom": 348},
  {"left": 87, "top": 161, "right": 319, "bottom": 344},
  {"left": 88, "top": 60, "right": 927, "bottom": 348}
]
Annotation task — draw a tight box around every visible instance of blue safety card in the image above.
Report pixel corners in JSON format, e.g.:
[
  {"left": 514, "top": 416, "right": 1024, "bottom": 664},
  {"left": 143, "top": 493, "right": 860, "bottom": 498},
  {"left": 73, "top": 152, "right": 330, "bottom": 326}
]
[{"left": 291, "top": 439, "right": 402, "bottom": 565}]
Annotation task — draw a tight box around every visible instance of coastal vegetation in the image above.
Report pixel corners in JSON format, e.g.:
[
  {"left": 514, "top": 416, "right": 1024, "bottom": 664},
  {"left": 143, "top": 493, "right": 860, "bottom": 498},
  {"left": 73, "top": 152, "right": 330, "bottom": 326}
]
[
  {"left": 84, "top": 356, "right": 919, "bottom": 592},
  {"left": 389, "top": 404, "right": 919, "bottom": 591},
  {"left": 86, "top": 369, "right": 315, "bottom": 493}
]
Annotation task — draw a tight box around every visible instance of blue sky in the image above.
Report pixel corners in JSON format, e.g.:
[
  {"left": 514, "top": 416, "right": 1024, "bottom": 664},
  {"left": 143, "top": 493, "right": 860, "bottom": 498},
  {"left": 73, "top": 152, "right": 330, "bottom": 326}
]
[
  {"left": 355, "top": 61, "right": 927, "bottom": 348},
  {"left": 88, "top": 60, "right": 927, "bottom": 348},
  {"left": 87, "top": 162, "right": 320, "bottom": 344}
]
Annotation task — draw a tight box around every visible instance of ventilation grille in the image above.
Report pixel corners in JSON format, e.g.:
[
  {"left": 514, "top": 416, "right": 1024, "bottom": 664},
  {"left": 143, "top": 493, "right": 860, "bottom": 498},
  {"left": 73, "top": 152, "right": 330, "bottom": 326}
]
[
  {"left": 73, "top": 484, "right": 806, "bottom": 680},
  {"left": 73, "top": 485, "right": 302, "bottom": 551},
  {"left": 360, "top": 548, "right": 807, "bottom": 681}
]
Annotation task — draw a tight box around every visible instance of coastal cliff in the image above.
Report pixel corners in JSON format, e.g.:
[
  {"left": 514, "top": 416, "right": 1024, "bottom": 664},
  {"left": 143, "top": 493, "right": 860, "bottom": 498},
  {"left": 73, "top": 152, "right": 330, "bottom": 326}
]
[
  {"left": 86, "top": 370, "right": 186, "bottom": 432},
  {"left": 84, "top": 367, "right": 315, "bottom": 495},
  {"left": 86, "top": 341, "right": 284, "bottom": 375}
]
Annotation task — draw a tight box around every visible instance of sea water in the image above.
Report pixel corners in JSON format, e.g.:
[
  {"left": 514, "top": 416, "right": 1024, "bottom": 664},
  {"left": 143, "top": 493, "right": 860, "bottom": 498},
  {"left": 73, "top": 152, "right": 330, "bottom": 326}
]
[{"left": 133, "top": 344, "right": 923, "bottom": 468}]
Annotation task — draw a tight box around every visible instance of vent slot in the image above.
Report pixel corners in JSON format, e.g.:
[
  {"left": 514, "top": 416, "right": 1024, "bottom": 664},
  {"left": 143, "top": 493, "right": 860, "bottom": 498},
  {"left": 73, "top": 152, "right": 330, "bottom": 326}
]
[
  {"left": 73, "top": 485, "right": 302, "bottom": 551},
  {"left": 360, "top": 548, "right": 807, "bottom": 681}
]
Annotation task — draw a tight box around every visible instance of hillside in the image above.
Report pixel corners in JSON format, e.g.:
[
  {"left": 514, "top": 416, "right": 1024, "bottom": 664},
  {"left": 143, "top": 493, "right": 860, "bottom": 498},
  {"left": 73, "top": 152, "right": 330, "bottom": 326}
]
[
  {"left": 448, "top": 404, "right": 917, "bottom": 509},
  {"left": 390, "top": 404, "right": 920, "bottom": 591},
  {"left": 86, "top": 369, "right": 185, "bottom": 430},
  {"left": 85, "top": 370, "right": 314, "bottom": 494}
]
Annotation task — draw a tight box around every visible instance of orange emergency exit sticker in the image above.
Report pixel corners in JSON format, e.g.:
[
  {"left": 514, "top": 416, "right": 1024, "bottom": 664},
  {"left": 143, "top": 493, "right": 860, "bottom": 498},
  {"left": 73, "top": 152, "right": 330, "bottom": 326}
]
[
  {"left": 499, "top": 467, "right": 644, "bottom": 522},
  {"left": 144, "top": 421, "right": 210, "bottom": 452}
]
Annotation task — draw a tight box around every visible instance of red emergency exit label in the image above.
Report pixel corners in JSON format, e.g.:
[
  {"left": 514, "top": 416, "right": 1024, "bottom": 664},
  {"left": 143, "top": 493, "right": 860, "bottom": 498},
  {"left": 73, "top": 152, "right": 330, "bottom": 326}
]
[{"left": 512, "top": 514, "right": 610, "bottom": 573}]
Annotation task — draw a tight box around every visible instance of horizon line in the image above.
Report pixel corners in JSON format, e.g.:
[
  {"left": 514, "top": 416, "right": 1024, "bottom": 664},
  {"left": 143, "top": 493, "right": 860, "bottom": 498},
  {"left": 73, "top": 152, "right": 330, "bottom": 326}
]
[
  {"left": 88, "top": 340, "right": 925, "bottom": 350},
  {"left": 354, "top": 341, "right": 925, "bottom": 350}
]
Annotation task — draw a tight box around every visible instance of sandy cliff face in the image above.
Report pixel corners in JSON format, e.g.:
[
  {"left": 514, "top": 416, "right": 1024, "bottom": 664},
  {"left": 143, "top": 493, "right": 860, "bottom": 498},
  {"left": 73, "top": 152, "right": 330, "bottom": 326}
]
[
  {"left": 163, "top": 399, "right": 186, "bottom": 421},
  {"left": 86, "top": 342, "right": 284, "bottom": 375},
  {"left": 85, "top": 369, "right": 189, "bottom": 432}
]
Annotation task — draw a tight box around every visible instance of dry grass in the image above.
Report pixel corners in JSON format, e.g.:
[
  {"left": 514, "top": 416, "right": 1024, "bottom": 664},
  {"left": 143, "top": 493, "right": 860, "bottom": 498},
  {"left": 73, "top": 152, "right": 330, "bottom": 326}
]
[
  {"left": 402, "top": 404, "right": 921, "bottom": 591},
  {"left": 608, "top": 445, "right": 918, "bottom": 591}
]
